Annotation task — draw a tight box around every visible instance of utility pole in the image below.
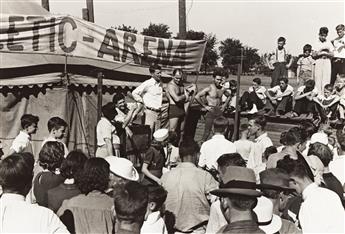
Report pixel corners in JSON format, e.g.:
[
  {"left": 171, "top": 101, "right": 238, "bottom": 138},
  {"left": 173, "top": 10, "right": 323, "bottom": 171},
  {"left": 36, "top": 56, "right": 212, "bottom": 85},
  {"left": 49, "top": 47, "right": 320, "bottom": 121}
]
[
  {"left": 178, "top": 0, "right": 186, "bottom": 39},
  {"left": 41, "top": 0, "right": 50, "bottom": 11},
  {"left": 83, "top": 0, "right": 95, "bottom": 22}
]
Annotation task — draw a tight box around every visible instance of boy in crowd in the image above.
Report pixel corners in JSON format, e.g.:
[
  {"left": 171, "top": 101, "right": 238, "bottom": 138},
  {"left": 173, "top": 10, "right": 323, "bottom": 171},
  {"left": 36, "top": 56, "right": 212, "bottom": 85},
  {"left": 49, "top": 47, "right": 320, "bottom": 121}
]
[
  {"left": 141, "top": 186, "right": 168, "bottom": 234},
  {"left": 264, "top": 77, "right": 294, "bottom": 116},
  {"left": 313, "top": 27, "right": 334, "bottom": 93},
  {"left": 240, "top": 77, "right": 266, "bottom": 114},
  {"left": 267, "top": 37, "right": 293, "bottom": 87},
  {"left": 313, "top": 84, "right": 340, "bottom": 122},
  {"left": 234, "top": 123, "right": 253, "bottom": 162},
  {"left": 8, "top": 114, "right": 39, "bottom": 156},
  {"left": 222, "top": 79, "right": 237, "bottom": 114},
  {"left": 291, "top": 79, "right": 319, "bottom": 118},
  {"left": 331, "top": 24, "right": 345, "bottom": 85},
  {"left": 296, "top": 44, "right": 315, "bottom": 84},
  {"left": 42, "top": 117, "right": 69, "bottom": 157}
]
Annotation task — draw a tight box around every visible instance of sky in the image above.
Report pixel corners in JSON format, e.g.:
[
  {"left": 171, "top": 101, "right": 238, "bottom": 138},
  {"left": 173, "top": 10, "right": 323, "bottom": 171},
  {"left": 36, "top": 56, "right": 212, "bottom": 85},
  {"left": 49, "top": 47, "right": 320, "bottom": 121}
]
[{"left": 36, "top": 0, "right": 344, "bottom": 55}]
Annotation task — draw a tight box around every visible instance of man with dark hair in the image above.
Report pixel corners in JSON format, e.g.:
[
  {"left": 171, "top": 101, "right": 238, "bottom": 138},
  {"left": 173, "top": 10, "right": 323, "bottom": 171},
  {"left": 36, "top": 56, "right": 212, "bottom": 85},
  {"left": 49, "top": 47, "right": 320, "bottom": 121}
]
[
  {"left": 276, "top": 156, "right": 344, "bottom": 233},
  {"left": 195, "top": 68, "right": 230, "bottom": 142},
  {"left": 0, "top": 153, "right": 68, "bottom": 233},
  {"left": 240, "top": 77, "right": 267, "bottom": 113},
  {"left": 265, "top": 77, "right": 294, "bottom": 115},
  {"left": 331, "top": 24, "right": 345, "bottom": 85},
  {"left": 292, "top": 79, "right": 318, "bottom": 118},
  {"left": 258, "top": 169, "right": 302, "bottom": 233},
  {"left": 210, "top": 166, "right": 264, "bottom": 233},
  {"left": 161, "top": 139, "right": 218, "bottom": 233},
  {"left": 267, "top": 37, "right": 293, "bottom": 87},
  {"left": 132, "top": 64, "right": 163, "bottom": 133},
  {"left": 247, "top": 115, "right": 273, "bottom": 170},
  {"left": 198, "top": 116, "right": 237, "bottom": 171},
  {"left": 114, "top": 181, "right": 149, "bottom": 234}
]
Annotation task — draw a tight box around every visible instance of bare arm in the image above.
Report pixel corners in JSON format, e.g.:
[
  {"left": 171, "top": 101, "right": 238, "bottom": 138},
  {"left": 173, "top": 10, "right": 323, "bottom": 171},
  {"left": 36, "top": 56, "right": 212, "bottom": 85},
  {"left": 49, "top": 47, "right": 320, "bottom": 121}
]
[
  {"left": 141, "top": 163, "right": 162, "bottom": 185},
  {"left": 195, "top": 86, "right": 212, "bottom": 110},
  {"left": 265, "top": 90, "right": 275, "bottom": 101},
  {"left": 295, "top": 90, "right": 312, "bottom": 100},
  {"left": 167, "top": 83, "right": 186, "bottom": 103},
  {"left": 104, "top": 138, "right": 113, "bottom": 156}
]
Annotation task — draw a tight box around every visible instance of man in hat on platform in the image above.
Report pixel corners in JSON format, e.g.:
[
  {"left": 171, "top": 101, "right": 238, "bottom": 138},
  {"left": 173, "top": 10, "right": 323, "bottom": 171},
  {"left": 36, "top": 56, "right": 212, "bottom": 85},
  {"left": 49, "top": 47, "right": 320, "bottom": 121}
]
[
  {"left": 210, "top": 166, "right": 264, "bottom": 234},
  {"left": 258, "top": 168, "right": 302, "bottom": 233},
  {"left": 141, "top": 129, "right": 168, "bottom": 186},
  {"left": 105, "top": 156, "right": 139, "bottom": 194}
]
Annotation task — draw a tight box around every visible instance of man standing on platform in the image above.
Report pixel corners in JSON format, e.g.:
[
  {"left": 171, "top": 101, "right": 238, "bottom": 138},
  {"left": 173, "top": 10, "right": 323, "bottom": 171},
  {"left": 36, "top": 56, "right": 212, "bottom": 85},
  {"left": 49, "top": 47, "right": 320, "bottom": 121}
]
[
  {"left": 195, "top": 69, "right": 231, "bottom": 142},
  {"left": 132, "top": 64, "right": 163, "bottom": 134},
  {"left": 167, "top": 68, "right": 195, "bottom": 142}
]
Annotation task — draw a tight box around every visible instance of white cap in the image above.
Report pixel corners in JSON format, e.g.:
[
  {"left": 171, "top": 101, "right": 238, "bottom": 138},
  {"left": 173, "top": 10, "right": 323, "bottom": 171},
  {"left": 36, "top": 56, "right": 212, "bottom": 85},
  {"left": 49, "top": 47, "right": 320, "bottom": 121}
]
[
  {"left": 153, "top": 128, "right": 169, "bottom": 142},
  {"left": 310, "top": 132, "right": 328, "bottom": 145}
]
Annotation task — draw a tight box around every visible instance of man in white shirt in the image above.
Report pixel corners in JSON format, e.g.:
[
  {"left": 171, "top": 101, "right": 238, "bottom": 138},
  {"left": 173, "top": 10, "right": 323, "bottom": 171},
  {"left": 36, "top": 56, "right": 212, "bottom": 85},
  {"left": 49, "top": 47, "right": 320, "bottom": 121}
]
[
  {"left": 292, "top": 79, "right": 319, "bottom": 118},
  {"left": 240, "top": 77, "right": 266, "bottom": 114},
  {"left": 0, "top": 153, "right": 68, "bottom": 233},
  {"left": 198, "top": 116, "right": 237, "bottom": 171},
  {"left": 329, "top": 131, "right": 345, "bottom": 187},
  {"left": 265, "top": 77, "right": 294, "bottom": 116},
  {"left": 247, "top": 115, "right": 273, "bottom": 170},
  {"left": 277, "top": 156, "right": 345, "bottom": 234},
  {"left": 331, "top": 24, "right": 345, "bottom": 85},
  {"left": 132, "top": 64, "right": 163, "bottom": 133}
]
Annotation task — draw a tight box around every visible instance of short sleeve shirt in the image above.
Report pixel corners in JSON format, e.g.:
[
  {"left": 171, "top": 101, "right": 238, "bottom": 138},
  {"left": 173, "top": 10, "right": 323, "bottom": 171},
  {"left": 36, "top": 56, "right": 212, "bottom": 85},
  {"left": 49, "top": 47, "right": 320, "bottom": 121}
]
[
  {"left": 268, "top": 85, "right": 294, "bottom": 100},
  {"left": 333, "top": 36, "right": 345, "bottom": 58},
  {"left": 297, "top": 85, "right": 319, "bottom": 96},
  {"left": 297, "top": 56, "right": 315, "bottom": 71},
  {"left": 10, "top": 131, "right": 32, "bottom": 153},
  {"left": 96, "top": 117, "right": 116, "bottom": 146},
  {"left": 144, "top": 146, "right": 165, "bottom": 171}
]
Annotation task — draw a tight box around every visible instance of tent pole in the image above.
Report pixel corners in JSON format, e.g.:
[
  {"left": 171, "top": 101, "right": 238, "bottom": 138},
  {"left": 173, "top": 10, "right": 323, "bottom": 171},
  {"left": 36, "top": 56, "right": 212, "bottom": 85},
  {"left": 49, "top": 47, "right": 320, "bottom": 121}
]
[
  {"left": 95, "top": 71, "right": 103, "bottom": 156},
  {"left": 232, "top": 48, "right": 243, "bottom": 141}
]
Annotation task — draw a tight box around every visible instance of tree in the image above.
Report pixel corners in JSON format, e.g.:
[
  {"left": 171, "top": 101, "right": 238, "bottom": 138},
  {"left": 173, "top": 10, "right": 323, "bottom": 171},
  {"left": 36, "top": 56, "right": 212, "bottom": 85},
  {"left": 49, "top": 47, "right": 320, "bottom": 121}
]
[
  {"left": 219, "top": 38, "right": 260, "bottom": 73},
  {"left": 113, "top": 24, "right": 138, "bottom": 34},
  {"left": 142, "top": 23, "right": 172, "bottom": 38},
  {"left": 185, "top": 30, "right": 219, "bottom": 73}
]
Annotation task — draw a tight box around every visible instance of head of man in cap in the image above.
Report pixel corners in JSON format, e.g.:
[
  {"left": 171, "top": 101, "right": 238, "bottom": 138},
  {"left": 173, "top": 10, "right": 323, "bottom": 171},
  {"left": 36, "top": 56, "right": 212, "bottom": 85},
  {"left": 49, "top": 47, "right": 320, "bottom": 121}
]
[
  {"left": 105, "top": 156, "right": 139, "bottom": 191},
  {"left": 211, "top": 166, "right": 264, "bottom": 234}
]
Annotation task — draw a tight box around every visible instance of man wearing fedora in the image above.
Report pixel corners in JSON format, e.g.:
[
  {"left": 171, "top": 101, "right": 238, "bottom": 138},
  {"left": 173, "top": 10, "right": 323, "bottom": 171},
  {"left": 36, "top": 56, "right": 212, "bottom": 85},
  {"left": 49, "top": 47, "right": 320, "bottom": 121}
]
[
  {"left": 210, "top": 166, "right": 264, "bottom": 234},
  {"left": 259, "top": 168, "right": 302, "bottom": 234}
]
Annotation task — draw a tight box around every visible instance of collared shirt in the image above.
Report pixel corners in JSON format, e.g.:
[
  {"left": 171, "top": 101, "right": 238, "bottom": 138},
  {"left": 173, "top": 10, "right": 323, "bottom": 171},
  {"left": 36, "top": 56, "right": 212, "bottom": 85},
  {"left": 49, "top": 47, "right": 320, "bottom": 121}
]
[
  {"left": 248, "top": 86, "right": 267, "bottom": 100},
  {"left": 297, "top": 56, "right": 315, "bottom": 72},
  {"left": 42, "top": 136, "right": 69, "bottom": 158},
  {"left": 132, "top": 77, "right": 163, "bottom": 109},
  {"left": 0, "top": 193, "right": 68, "bottom": 233},
  {"left": 206, "top": 200, "right": 227, "bottom": 234},
  {"left": 333, "top": 35, "right": 345, "bottom": 58},
  {"left": 329, "top": 155, "right": 345, "bottom": 186},
  {"left": 299, "top": 183, "right": 345, "bottom": 233},
  {"left": 217, "top": 220, "right": 265, "bottom": 234},
  {"left": 96, "top": 117, "right": 117, "bottom": 146},
  {"left": 161, "top": 162, "right": 218, "bottom": 232},
  {"left": 247, "top": 133, "right": 273, "bottom": 169},
  {"left": 198, "top": 134, "right": 237, "bottom": 170},
  {"left": 313, "top": 39, "right": 334, "bottom": 58},
  {"left": 141, "top": 211, "right": 167, "bottom": 234},
  {"left": 268, "top": 84, "right": 294, "bottom": 101},
  {"left": 10, "top": 130, "right": 33, "bottom": 154},
  {"left": 234, "top": 139, "right": 253, "bottom": 161},
  {"left": 57, "top": 190, "right": 114, "bottom": 234}
]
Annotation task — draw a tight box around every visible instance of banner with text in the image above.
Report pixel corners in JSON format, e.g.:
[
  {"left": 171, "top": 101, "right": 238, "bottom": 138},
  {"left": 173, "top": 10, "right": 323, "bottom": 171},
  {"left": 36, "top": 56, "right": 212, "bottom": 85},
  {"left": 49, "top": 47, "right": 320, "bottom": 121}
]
[{"left": 0, "top": 15, "right": 206, "bottom": 71}]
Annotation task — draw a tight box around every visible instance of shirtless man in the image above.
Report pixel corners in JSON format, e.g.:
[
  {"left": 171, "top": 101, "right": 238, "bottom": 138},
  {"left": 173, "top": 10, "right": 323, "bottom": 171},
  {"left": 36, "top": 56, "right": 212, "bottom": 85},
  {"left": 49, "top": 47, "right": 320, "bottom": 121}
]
[{"left": 195, "top": 69, "right": 231, "bottom": 142}]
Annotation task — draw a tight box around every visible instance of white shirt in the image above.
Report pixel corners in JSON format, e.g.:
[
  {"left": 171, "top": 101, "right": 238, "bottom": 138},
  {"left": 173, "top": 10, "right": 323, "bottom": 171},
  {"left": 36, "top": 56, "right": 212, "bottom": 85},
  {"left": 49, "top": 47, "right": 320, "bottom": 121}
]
[
  {"left": 329, "top": 156, "right": 345, "bottom": 186},
  {"left": 0, "top": 193, "right": 68, "bottom": 233},
  {"left": 96, "top": 117, "right": 116, "bottom": 146},
  {"left": 10, "top": 130, "right": 33, "bottom": 154},
  {"left": 333, "top": 35, "right": 345, "bottom": 58},
  {"left": 141, "top": 211, "right": 167, "bottom": 234},
  {"left": 268, "top": 85, "right": 294, "bottom": 101},
  {"left": 198, "top": 134, "right": 237, "bottom": 170},
  {"left": 132, "top": 77, "right": 163, "bottom": 109},
  {"left": 42, "top": 137, "right": 69, "bottom": 158},
  {"left": 206, "top": 200, "right": 227, "bottom": 234},
  {"left": 299, "top": 183, "right": 345, "bottom": 233},
  {"left": 296, "top": 85, "right": 319, "bottom": 97},
  {"left": 249, "top": 86, "right": 267, "bottom": 101},
  {"left": 313, "top": 39, "right": 334, "bottom": 57},
  {"left": 247, "top": 132, "right": 273, "bottom": 169},
  {"left": 234, "top": 139, "right": 253, "bottom": 161}
]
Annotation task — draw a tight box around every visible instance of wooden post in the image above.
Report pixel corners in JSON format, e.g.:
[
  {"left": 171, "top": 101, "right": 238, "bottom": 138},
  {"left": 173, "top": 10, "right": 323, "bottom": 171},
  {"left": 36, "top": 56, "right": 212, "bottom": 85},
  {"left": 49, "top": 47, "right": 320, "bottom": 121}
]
[
  {"left": 97, "top": 71, "right": 103, "bottom": 122},
  {"left": 233, "top": 48, "right": 243, "bottom": 141},
  {"left": 85, "top": 0, "right": 95, "bottom": 22},
  {"left": 178, "top": 0, "right": 186, "bottom": 39}
]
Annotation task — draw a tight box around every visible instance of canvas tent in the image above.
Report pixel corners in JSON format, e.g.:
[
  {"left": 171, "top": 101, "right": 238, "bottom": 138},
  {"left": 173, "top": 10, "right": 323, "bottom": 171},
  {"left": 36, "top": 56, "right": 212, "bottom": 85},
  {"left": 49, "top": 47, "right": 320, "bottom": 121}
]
[{"left": 0, "top": 0, "right": 206, "bottom": 158}]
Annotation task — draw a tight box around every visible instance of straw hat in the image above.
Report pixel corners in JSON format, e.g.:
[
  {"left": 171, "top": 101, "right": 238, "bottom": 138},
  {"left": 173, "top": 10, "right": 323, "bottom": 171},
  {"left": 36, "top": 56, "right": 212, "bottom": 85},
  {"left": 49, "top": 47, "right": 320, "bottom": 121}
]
[
  {"left": 105, "top": 156, "right": 139, "bottom": 181},
  {"left": 254, "top": 196, "right": 282, "bottom": 234}
]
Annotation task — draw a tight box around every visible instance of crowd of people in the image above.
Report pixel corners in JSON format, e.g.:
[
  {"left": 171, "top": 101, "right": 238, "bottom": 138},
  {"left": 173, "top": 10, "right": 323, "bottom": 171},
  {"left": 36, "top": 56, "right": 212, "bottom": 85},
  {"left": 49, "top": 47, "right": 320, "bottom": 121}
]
[{"left": 0, "top": 24, "right": 344, "bottom": 234}]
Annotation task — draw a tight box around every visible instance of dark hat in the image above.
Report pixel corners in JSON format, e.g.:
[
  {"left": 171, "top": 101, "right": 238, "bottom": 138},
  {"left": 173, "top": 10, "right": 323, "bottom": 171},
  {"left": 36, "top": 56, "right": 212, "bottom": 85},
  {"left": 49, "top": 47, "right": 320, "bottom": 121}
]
[
  {"left": 258, "top": 168, "right": 295, "bottom": 192},
  {"left": 211, "top": 166, "right": 262, "bottom": 197}
]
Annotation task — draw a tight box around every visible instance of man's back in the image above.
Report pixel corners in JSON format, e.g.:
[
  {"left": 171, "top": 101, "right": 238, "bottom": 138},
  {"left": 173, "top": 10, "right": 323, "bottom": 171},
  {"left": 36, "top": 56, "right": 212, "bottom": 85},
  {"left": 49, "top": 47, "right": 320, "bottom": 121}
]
[
  {"left": 0, "top": 193, "right": 68, "bottom": 233},
  {"left": 161, "top": 162, "right": 218, "bottom": 232}
]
